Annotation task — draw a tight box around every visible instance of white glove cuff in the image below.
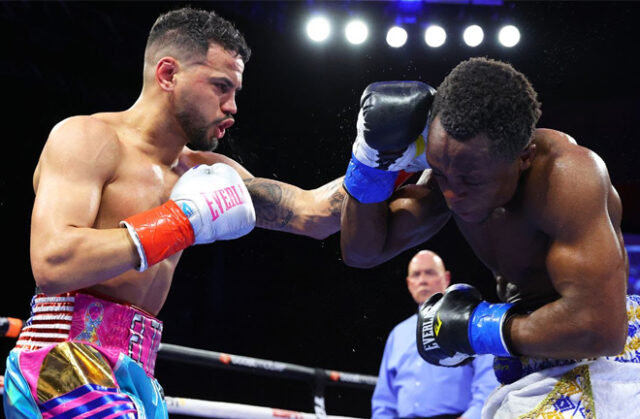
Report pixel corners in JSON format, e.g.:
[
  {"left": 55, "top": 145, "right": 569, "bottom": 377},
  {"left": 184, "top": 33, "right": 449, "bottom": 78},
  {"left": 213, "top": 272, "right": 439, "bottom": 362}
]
[{"left": 120, "top": 221, "right": 149, "bottom": 272}]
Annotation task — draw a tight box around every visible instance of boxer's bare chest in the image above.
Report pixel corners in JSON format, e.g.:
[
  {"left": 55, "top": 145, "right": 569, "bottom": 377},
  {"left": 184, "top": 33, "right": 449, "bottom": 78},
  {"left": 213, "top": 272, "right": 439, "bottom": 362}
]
[
  {"left": 96, "top": 148, "right": 181, "bottom": 229},
  {"left": 88, "top": 142, "right": 185, "bottom": 314},
  {"left": 455, "top": 208, "right": 559, "bottom": 306}
]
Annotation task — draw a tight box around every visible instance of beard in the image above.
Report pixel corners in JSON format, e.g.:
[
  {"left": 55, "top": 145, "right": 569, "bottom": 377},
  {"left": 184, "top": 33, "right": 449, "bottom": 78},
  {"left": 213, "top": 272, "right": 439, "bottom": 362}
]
[{"left": 176, "top": 108, "right": 219, "bottom": 152}]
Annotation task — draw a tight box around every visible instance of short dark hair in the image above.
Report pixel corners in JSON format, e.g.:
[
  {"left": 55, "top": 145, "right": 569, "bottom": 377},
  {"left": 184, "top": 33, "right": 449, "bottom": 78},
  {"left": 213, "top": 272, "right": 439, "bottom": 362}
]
[
  {"left": 146, "top": 6, "right": 251, "bottom": 63},
  {"left": 429, "top": 57, "right": 541, "bottom": 159}
]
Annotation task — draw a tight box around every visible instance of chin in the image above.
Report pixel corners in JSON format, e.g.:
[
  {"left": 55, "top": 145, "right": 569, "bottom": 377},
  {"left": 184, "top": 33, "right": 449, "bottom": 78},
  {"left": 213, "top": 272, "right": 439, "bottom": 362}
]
[
  {"left": 455, "top": 209, "right": 491, "bottom": 224},
  {"left": 189, "top": 137, "right": 218, "bottom": 152}
]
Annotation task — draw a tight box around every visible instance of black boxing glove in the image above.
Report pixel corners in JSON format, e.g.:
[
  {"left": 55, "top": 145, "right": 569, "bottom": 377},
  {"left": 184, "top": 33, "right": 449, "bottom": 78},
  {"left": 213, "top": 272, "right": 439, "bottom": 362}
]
[
  {"left": 344, "top": 81, "right": 435, "bottom": 203},
  {"left": 416, "top": 283, "right": 518, "bottom": 367}
]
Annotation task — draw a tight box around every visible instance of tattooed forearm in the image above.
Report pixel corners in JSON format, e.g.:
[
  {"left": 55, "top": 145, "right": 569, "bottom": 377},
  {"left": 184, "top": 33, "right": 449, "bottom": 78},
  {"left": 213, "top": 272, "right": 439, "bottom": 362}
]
[
  {"left": 317, "top": 177, "right": 345, "bottom": 218},
  {"left": 329, "top": 190, "right": 345, "bottom": 217},
  {"left": 244, "top": 177, "right": 296, "bottom": 230},
  {"left": 243, "top": 175, "right": 345, "bottom": 238}
]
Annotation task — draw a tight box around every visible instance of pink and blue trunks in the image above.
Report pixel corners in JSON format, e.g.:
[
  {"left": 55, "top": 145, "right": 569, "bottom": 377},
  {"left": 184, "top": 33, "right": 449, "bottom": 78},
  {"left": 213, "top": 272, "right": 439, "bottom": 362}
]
[{"left": 3, "top": 292, "right": 168, "bottom": 418}]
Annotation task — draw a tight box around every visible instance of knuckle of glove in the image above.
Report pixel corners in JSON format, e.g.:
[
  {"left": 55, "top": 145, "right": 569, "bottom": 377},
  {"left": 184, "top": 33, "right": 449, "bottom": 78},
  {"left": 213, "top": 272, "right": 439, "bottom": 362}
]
[
  {"left": 416, "top": 302, "right": 474, "bottom": 368},
  {"left": 358, "top": 81, "right": 434, "bottom": 153},
  {"left": 173, "top": 163, "right": 255, "bottom": 244},
  {"left": 417, "top": 284, "right": 481, "bottom": 362},
  {"left": 445, "top": 283, "right": 483, "bottom": 300},
  {"left": 416, "top": 295, "right": 447, "bottom": 362}
]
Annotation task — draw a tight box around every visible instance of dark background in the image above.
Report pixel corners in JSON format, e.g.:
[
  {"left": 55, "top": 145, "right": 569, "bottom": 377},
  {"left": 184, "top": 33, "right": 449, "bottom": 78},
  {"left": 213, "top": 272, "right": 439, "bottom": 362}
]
[{"left": 1, "top": 1, "right": 640, "bottom": 417}]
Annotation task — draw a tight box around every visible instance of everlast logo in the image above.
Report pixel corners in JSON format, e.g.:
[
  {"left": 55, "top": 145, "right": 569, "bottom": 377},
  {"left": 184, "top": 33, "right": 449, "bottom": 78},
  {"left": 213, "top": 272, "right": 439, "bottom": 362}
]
[
  {"left": 434, "top": 314, "right": 442, "bottom": 336},
  {"left": 421, "top": 313, "right": 440, "bottom": 350},
  {"left": 202, "top": 184, "right": 247, "bottom": 221}
]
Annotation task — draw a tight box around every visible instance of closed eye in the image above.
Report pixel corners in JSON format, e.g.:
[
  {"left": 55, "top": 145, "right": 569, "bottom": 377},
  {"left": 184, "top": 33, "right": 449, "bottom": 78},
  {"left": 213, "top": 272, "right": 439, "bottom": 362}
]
[
  {"left": 462, "top": 177, "right": 483, "bottom": 186},
  {"left": 209, "top": 77, "right": 236, "bottom": 94},
  {"left": 214, "top": 83, "right": 230, "bottom": 93}
]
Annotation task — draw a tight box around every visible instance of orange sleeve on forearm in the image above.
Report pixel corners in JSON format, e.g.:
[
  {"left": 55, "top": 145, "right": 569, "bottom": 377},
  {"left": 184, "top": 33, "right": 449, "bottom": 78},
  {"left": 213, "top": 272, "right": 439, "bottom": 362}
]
[{"left": 123, "top": 200, "right": 195, "bottom": 268}]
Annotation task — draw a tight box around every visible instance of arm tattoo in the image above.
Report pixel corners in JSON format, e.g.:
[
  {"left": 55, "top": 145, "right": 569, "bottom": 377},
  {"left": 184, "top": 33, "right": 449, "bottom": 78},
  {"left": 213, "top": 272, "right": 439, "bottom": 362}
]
[
  {"left": 244, "top": 175, "right": 346, "bottom": 236},
  {"left": 244, "top": 177, "right": 295, "bottom": 230},
  {"left": 319, "top": 177, "right": 346, "bottom": 218}
]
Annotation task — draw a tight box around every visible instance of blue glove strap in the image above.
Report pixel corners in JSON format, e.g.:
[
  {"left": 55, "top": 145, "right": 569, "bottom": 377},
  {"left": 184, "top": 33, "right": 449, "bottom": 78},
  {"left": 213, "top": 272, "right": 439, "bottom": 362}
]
[
  {"left": 468, "top": 301, "right": 514, "bottom": 357},
  {"left": 344, "top": 154, "right": 399, "bottom": 204}
]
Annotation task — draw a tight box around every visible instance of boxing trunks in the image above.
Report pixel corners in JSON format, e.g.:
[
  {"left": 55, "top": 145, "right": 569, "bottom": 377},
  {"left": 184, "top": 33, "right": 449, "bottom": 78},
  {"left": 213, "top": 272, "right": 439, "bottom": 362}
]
[
  {"left": 3, "top": 292, "right": 168, "bottom": 419},
  {"left": 483, "top": 294, "right": 640, "bottom": 419}
]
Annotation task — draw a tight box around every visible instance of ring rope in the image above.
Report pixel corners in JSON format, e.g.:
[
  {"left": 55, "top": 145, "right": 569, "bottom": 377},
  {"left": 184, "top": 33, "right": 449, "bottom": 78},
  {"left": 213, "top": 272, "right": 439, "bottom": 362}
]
[
  {"left": 158, "top": 343, "right": 378, "bottom": 389},
  {"left": 0, "top": 384, "right": 362, "bottom": 419},
  {"left": 2, "top": 327, "right": 375, "bottom": 418},
  {"left": 165, "top": 396, "right": 362, "bottom": 419}
]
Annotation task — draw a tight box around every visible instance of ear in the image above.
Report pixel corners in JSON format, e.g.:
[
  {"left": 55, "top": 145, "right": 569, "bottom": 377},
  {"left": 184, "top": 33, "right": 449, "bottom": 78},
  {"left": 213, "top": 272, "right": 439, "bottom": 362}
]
[
  {"left": 518, "top": 142, "right": 537, "bottom": 171},
  {"left": 155, "top": 57, "right": 179, "bottom": 91},
  {"left": 444, "top": 271, "right": 451, "bottom": 287}
]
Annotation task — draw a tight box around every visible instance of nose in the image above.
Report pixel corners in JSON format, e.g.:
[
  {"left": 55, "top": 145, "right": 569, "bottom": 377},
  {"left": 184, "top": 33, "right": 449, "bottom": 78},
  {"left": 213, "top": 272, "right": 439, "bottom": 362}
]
[
  {"left": 441, "top": 181, "right": 468, "bottom": 204},
  {"left": 221, "top": 93, "right": 238, "bottom": 115},
  {"left": 442, "top": 190, "right": 466, "bottom": 205},
  {"left": 416, "top": 272, "right": 431, "bottom": 284}
]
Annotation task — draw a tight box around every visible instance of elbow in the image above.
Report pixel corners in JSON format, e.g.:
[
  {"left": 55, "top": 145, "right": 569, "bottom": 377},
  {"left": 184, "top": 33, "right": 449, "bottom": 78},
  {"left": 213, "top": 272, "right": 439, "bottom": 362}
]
[
  {"left": 581, "top": 333, "right": 626, "bottom": 358},
  {"left": 36, "top": 281, "right": 63, "bottom": 297},
  {"left": 341, "top": 249, "right": 382, "bottom": 269},
  {"left": 31, "top": 252, "right": 73, "bottom": 296},
  {"left": 32, "top": 263, "right": 63, "bottom": 296},
  {"left": 307, "top": 230, "right": 333, "bottom": 241},
  {"left": 592, "top": 304, "right": 628, "bottom": 356},
  {"left": 340, "top": 238, "right": 387, "bottom": 269},
  {"left": 577, "top": 318, "right": 627, "bottom": 357},
  {"left": 598, "top": 320, "right": 628, "bottom": 357}
]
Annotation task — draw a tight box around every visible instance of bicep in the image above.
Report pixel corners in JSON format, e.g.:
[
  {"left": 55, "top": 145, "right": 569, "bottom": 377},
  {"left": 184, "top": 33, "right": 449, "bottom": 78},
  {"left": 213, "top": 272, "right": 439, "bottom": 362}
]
[
  {"left": 542, "top": 159, "right": 626, "bottom": 305},
  {"left": 32, "top": 165, "right": 102, "bottom": 232},
  {"left": 546, "top": 214, "right": 626, "bottom": 308},
  {"left": 31, "top": 119, "right": 118, "bottom": 245},
  {"left": 541, "top": 209, "right": 628, "bottom": 355},
  {"left": 541, "top": 156, "right": 627, "bottom": 331}
]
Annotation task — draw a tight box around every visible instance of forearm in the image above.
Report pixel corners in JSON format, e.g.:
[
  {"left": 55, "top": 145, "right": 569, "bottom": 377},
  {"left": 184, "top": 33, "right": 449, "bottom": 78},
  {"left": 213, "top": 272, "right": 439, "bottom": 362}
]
[
  {"left": 508, "top": 296, "right": 627, "bottom": 359},
  {"left": 340, "top": 194, "right": 391, "bottom": 268},
  {"left": 303, "top": 176, "right": 345, "bottom": 238},
  {"left": 245, "top": 176, "right": 345, "bottom": 239},
  {"left": 340, "top": 180, "right": 450, "bottom": 268},
  {"left": 31, "top": 227, "right": 139, "bottom": 295}
]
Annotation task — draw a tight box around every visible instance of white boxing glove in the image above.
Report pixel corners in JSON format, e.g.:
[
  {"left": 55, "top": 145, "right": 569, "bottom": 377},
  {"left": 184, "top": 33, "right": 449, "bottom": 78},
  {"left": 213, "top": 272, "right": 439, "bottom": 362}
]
[
  {"left": 121, "top": 163, "right": 255, "bottom": 271},
  {"left": 171, "top": 163, "right": 256, "bottom": 244}
]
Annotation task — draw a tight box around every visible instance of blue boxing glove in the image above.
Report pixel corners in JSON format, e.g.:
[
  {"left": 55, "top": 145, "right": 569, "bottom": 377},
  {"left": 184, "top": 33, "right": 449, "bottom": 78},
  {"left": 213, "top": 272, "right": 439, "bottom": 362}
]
[
  {"left": 344, "top": 81, "right": 436, "bottom": 203},
  {"left": 416, "top": 283, "right": 518, "bottom": 367}
]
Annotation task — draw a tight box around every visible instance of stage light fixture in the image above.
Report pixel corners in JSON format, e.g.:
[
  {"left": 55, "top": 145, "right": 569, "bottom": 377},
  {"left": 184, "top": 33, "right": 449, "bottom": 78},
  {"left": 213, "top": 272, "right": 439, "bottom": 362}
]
[
  {"left": 498, "top": 25, "right": 520, "bottom": 47},
  {"left": 424, "top": 25, "right": 446, "bottom": 48},
  {"left": 463, "top": 24, "right": 484, "bottom": 47},
  {"left": 306, "top": 16, "right": 331, "bottom": 42},
  {"left": 345, "top": 19, "right": 369, "bottom": 45},
  {"left": 386, "top": 26, "right": 408, "bottom": 48}
]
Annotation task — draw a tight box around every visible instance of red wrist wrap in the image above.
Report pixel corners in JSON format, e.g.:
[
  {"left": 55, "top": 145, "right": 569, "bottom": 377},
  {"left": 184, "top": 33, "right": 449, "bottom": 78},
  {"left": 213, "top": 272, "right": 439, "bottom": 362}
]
[
  {"left": 124, "top": 200, "right": 195, "bottom": 267},
  {"left": 394, "top": 170, "right": 413, "bottom": 188}
]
